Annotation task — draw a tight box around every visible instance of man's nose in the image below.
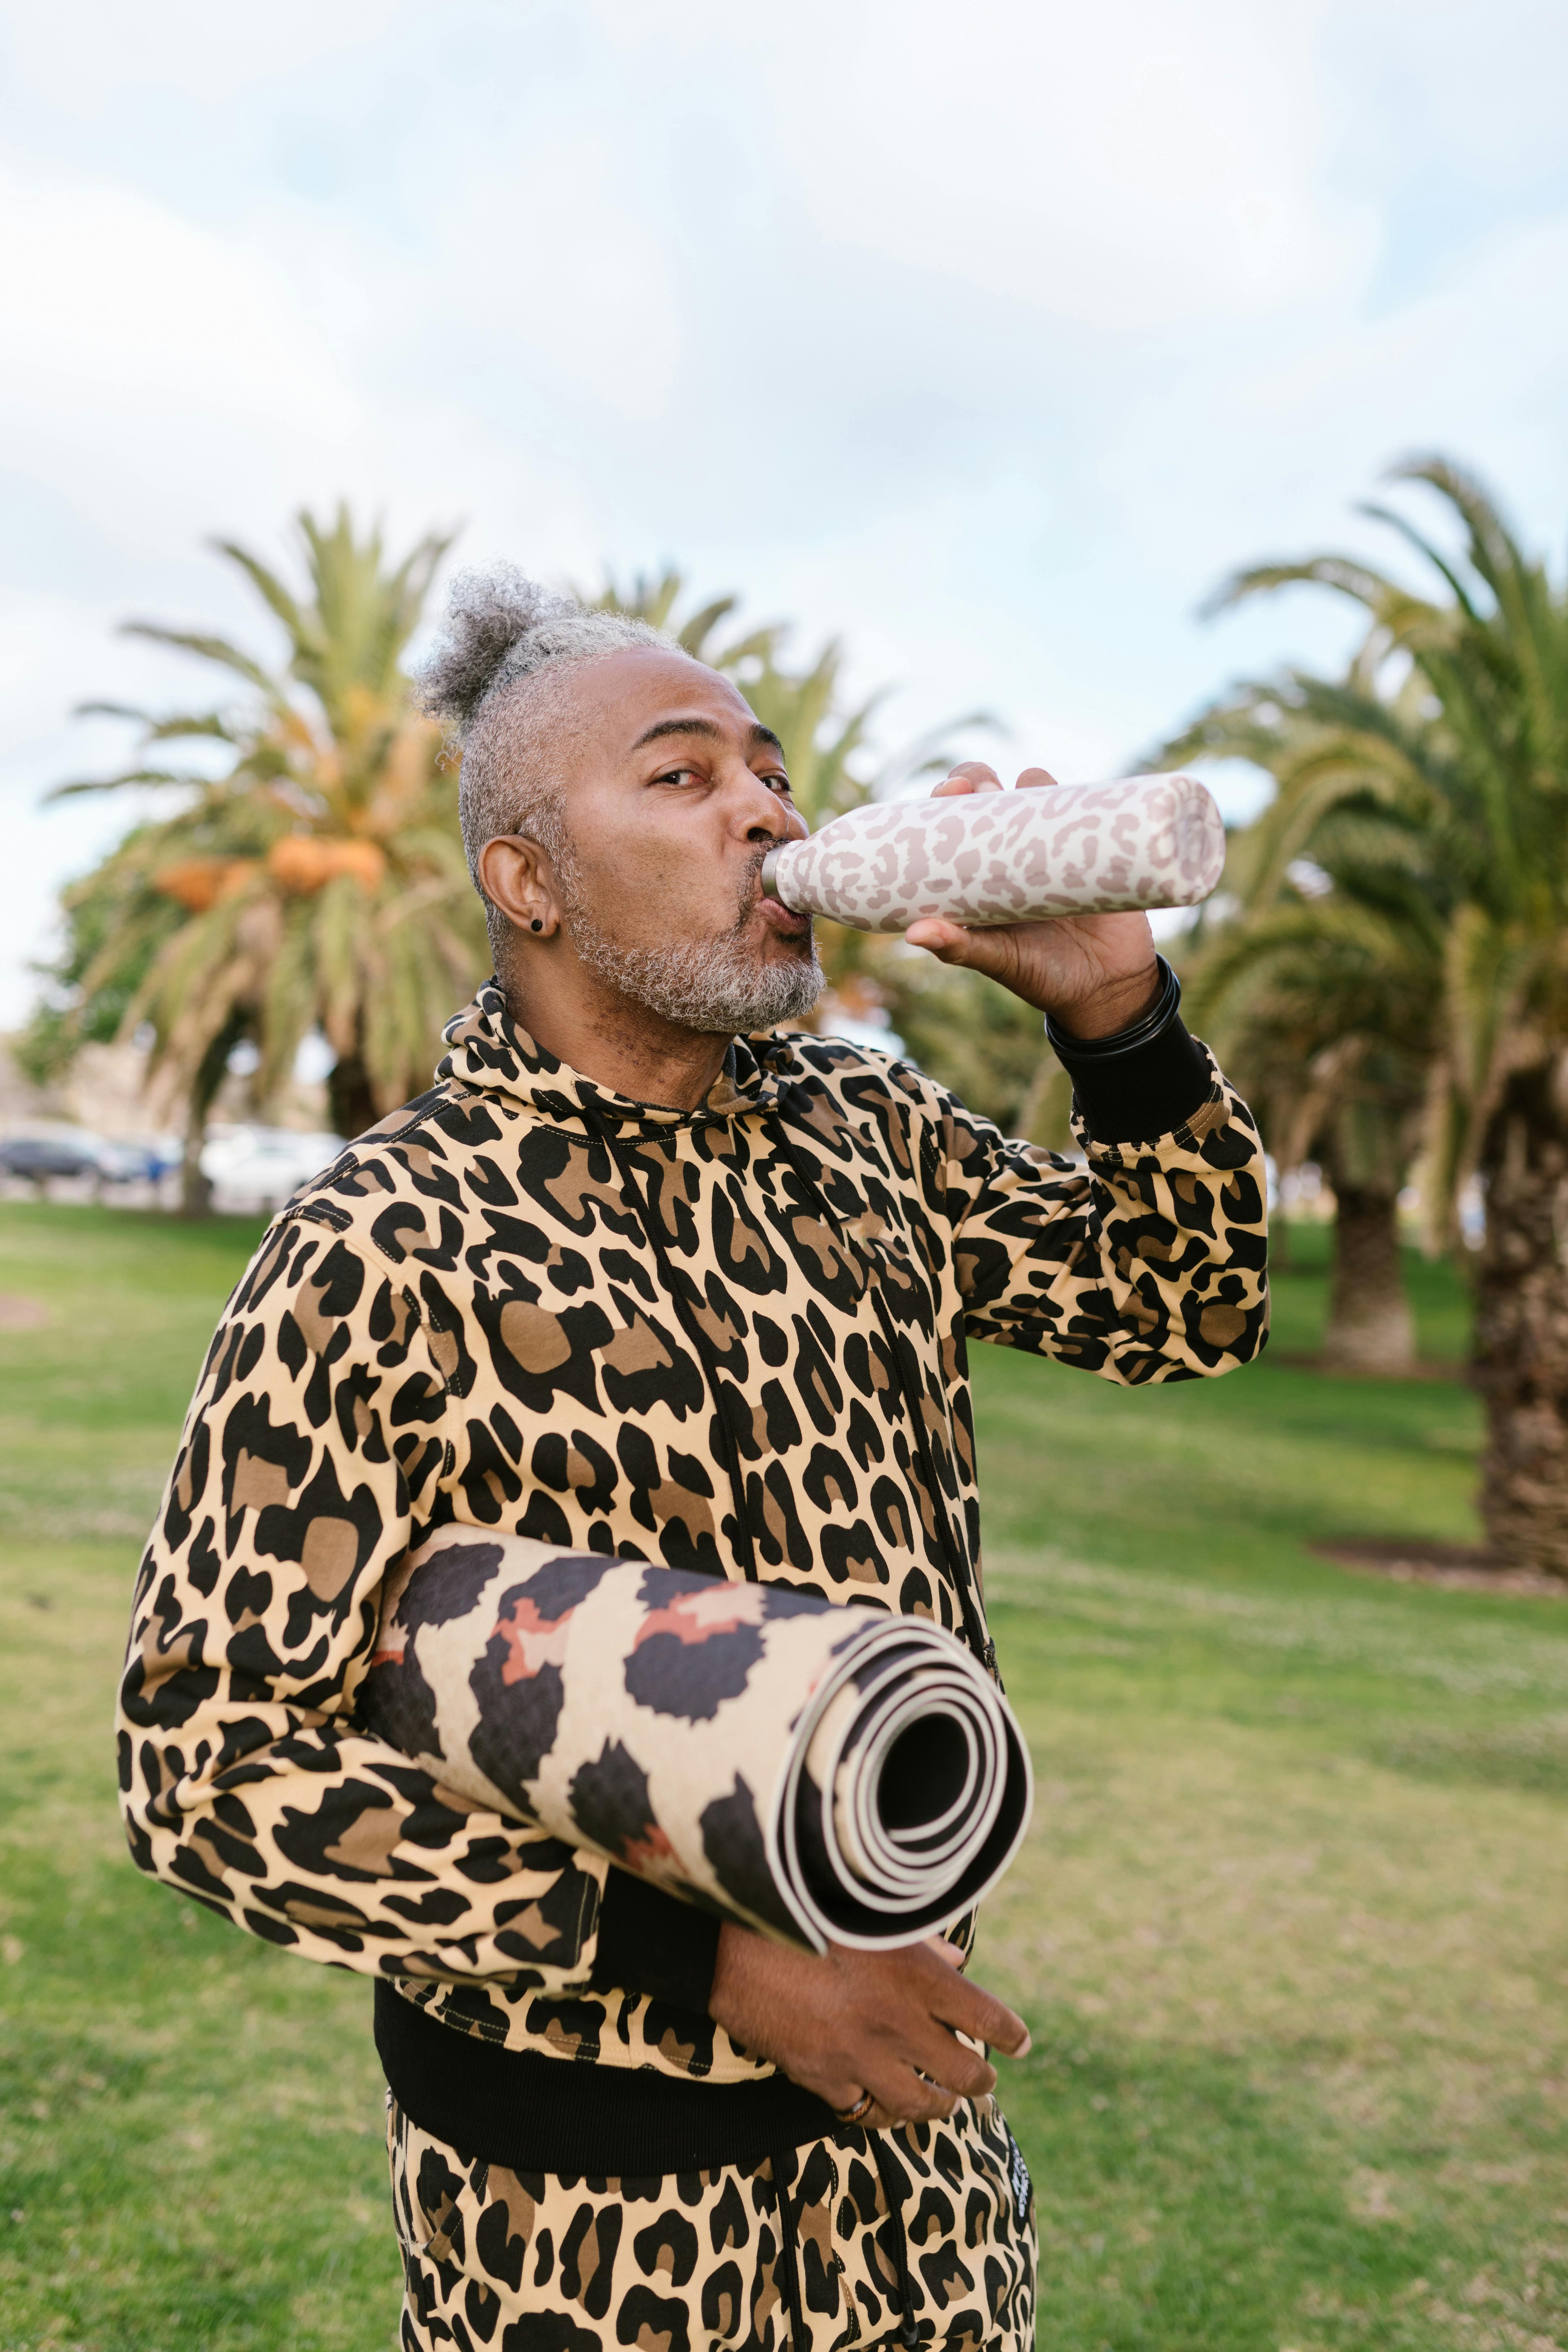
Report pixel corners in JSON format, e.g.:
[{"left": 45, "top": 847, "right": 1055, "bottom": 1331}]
[{"left": 737, "top": 768, "right": 807, "bottom": 845}]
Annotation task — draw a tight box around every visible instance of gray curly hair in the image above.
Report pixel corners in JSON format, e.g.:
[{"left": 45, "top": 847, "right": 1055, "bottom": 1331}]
[{"left": 419, "top": 566, "right": 669, "bottom": 947}]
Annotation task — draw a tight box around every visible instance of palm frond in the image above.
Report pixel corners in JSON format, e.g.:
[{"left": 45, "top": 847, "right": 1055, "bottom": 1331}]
[
  {"left": 210, "top": 540, "right": 308, "bottom": 649},
  {"left": 120, "top": 622, "right": 278, "bottom": 696},
  {"left": 48, "top": 768, "right": 208, "bottom": 799},
  {"left": 673, "top": 596, "right": 742, "bottom": 657},
  {"left": 1355, "top": 502, "right": 1482, "bottom": 623},
  {"left": 1387, "top": 455, "right": 1530, "bottom": 608},
  {"left": 1200, "top": 554, "right": 1412, "bottom": 623}
]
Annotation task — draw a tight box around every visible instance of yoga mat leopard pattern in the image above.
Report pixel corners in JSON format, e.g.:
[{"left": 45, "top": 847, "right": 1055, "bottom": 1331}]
[
  {"left": 761, "top": 771, "right": 1225, "bottom": 931},
  {"left": 361, "top": 1530, "right": 1033, "bottom": 1953}
]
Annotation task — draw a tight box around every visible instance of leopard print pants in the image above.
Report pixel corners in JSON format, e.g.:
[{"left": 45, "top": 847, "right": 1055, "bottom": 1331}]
[{"left": 389, "top": 2091, "right": 1037, "bottom": 2349}]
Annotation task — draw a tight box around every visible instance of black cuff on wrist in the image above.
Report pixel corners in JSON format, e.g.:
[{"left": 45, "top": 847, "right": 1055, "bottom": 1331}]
[
  {"left": 1044, "top": 955, "right": 1181, "bottom": 1061},
  {"left": 590, "top": 1865, "right": 722, "bottom": 2014},
  {"left": 1045, "top": 959, "right": 1212, "bottom": 1144}
]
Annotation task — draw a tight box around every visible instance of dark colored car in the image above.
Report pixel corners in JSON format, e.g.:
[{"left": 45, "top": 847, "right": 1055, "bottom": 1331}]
[{"left": 0, "top": 1136, "right": 105, "bottom": 1181}]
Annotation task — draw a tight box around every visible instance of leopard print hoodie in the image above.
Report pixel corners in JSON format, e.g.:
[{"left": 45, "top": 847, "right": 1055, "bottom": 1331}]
[{"left": 118, "top": 983, "right": 1268, "bottom": 2084}]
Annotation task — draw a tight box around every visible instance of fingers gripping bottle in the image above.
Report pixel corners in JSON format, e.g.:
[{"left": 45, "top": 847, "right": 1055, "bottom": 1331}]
[{"left": 760, "top": 771, "right": 1225, "bottom": 933}]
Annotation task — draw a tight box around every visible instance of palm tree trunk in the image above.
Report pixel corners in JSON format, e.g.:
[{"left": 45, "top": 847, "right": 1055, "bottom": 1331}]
[
  {"left": 1321, "top": 1183, "right": 1416, "bottom": 1375},
  {"left": 328, "top": 1050, "right": 378, "bottom": 1144},
  {"left": 179, "top": 1109, "right": 213, "bottom": 1218},
  {"left": 1472, "top": 1067, "right": 1568, "bottom": 1577},
  {"left": 178, "top": 1028, "right": 238, "bottom": 1220}
]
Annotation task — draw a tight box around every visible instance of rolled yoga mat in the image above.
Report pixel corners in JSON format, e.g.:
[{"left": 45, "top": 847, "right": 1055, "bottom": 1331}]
[
  {"left": 760, "top": 770, "right": 1225, "bottom": 932},
  {"left": 361, "top": 1531, "right": 1033, "bottom": 1953}
]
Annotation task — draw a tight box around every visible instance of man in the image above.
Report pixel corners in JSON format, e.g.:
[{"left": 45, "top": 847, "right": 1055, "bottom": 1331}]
[{"left": 119, "top": 572, "right": 1268, "bottom": 2351}]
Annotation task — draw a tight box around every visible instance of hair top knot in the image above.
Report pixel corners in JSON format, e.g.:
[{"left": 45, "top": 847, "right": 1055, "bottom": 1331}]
[{"left": 418, "top": 564, "right": 666, "bottom": 738}]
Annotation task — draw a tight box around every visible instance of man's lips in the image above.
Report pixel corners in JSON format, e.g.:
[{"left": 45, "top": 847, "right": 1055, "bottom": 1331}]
[{"left": 758, "top": 895, "right": 812, "bottom": 939}]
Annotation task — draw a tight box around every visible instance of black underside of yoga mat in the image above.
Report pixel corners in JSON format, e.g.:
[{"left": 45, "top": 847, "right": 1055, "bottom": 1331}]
[
  {"left": 375, "top": 1981, "right": 842, "bottom": 2176},
  {"left": 877, "top": 1712, "right": 973, "bottom": 1829}
]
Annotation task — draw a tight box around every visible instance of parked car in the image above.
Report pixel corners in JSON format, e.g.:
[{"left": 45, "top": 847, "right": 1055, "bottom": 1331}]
[
  {"left": 0, "top": 1135, "right": 105, "bottom": 1182},
  {"left": 1, "top": 1129, "right": 183, "bottom": 1190},
  {"left": 92, "top": 1139, "right": 167, "bottom": 1182},
  {"left": 199, "top": 1126, "right": 344, "bottom": 1209}
]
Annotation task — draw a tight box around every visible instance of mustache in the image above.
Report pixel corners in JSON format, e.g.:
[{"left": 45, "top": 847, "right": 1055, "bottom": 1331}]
[{"left": 730, "top": 843, "right": 787, "bottom": 931}]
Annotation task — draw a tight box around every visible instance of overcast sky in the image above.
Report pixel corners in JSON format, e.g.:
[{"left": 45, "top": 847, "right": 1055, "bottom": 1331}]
[{"left": 3, "top": 0, "right": 1566, "bottom": 1026}]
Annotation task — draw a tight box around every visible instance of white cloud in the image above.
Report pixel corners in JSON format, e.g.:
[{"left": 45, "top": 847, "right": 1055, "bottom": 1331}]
[
  {"left": 0, "top": 0, "right": 420, "bottom": 111},
  {"left": 0, "top": 158, "right": 364, "bottom": 556},
  {"left": 424, "top": 143, "right": 685, "bottom": 424},
  {"left": 585, "top": 0, "right": 1372, "bottom": 326},
  {"left": 1322, "top": 0, "right": 1568, "bottom": 193}
]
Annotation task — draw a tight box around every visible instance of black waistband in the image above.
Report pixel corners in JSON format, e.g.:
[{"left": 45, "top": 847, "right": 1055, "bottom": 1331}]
[{"left": 374, "top": 1981, "right": 843, "bottom": 2178}]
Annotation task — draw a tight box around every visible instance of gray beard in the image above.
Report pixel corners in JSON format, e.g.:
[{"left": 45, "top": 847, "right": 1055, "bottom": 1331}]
[{"left": 560, "top": 870, "right": 824, "bottom": 1036}]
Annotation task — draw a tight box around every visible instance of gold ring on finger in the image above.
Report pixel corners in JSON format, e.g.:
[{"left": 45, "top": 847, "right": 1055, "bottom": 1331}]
[{"left": 832, "top": 2090, "right": 875, "bottom": 2126}]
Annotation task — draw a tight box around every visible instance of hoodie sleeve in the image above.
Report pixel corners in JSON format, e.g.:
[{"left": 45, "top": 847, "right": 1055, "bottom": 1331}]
[
  {"left": 115, "top": 1207, "right": 609, "bottom": 1987},
  {"left": 937, "top": 1039, "right": 1270, "bottom": 1382}
]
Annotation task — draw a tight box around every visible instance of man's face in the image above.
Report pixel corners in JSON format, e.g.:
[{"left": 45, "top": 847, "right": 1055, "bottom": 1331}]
[{"left": 523, "top": 646, "right": 822, "bottom": 1034}]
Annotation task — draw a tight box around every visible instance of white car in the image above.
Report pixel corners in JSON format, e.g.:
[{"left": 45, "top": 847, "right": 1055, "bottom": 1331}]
[{"left": 199, "top": 1126, "right": 344, "bottom": 1211}]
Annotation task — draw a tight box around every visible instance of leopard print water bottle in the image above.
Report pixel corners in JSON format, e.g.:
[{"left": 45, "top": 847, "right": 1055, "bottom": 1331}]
[{"left": 760, "top": 771, "right": 1225, "bottom": 933}]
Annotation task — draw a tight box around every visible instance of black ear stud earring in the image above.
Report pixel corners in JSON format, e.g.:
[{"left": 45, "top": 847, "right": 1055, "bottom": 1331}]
[{"left": 530, "top": 918, "right": 543, "bottom": 932}]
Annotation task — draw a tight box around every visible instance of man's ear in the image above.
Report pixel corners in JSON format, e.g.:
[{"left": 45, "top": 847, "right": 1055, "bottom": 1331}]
[{"left": 478, "top": 834, "right": 563, "bottom": 940}]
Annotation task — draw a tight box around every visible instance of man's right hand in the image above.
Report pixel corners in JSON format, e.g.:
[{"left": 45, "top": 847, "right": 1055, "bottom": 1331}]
[{"left": 708, "top": 1922, "right": 1031, "bottom": 2129}]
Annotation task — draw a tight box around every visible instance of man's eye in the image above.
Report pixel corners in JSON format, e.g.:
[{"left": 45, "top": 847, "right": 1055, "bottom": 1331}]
[{"left": 654, "top": 767, "right": 699, "bottom": 787}]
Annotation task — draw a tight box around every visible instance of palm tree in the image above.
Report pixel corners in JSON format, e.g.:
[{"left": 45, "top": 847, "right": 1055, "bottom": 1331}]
[
  {"left": 1158, "top": 645, "right": 1451, "bottom": 1373},
  {"left": 1177, "top": 457, "right": 1568, "bottom": 1572},
  {"left": 35, "top": 509, "right": 487, "bottom": 1207}
]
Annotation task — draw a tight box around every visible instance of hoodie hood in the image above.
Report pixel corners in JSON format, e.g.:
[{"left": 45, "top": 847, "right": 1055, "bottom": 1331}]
[{"left": 435, "top": 979, "right": 785, "bottom": 1137}]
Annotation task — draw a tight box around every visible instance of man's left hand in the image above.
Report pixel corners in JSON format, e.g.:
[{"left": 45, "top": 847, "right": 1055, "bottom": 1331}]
[{"left": 903, "top": 763, "right": 1160, "bottom": 1038}]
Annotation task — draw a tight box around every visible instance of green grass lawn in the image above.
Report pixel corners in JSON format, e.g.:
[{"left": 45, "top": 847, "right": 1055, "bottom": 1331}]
[{"left": 2, "top": 1205, "right": 1565, "bottom": 2351}]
